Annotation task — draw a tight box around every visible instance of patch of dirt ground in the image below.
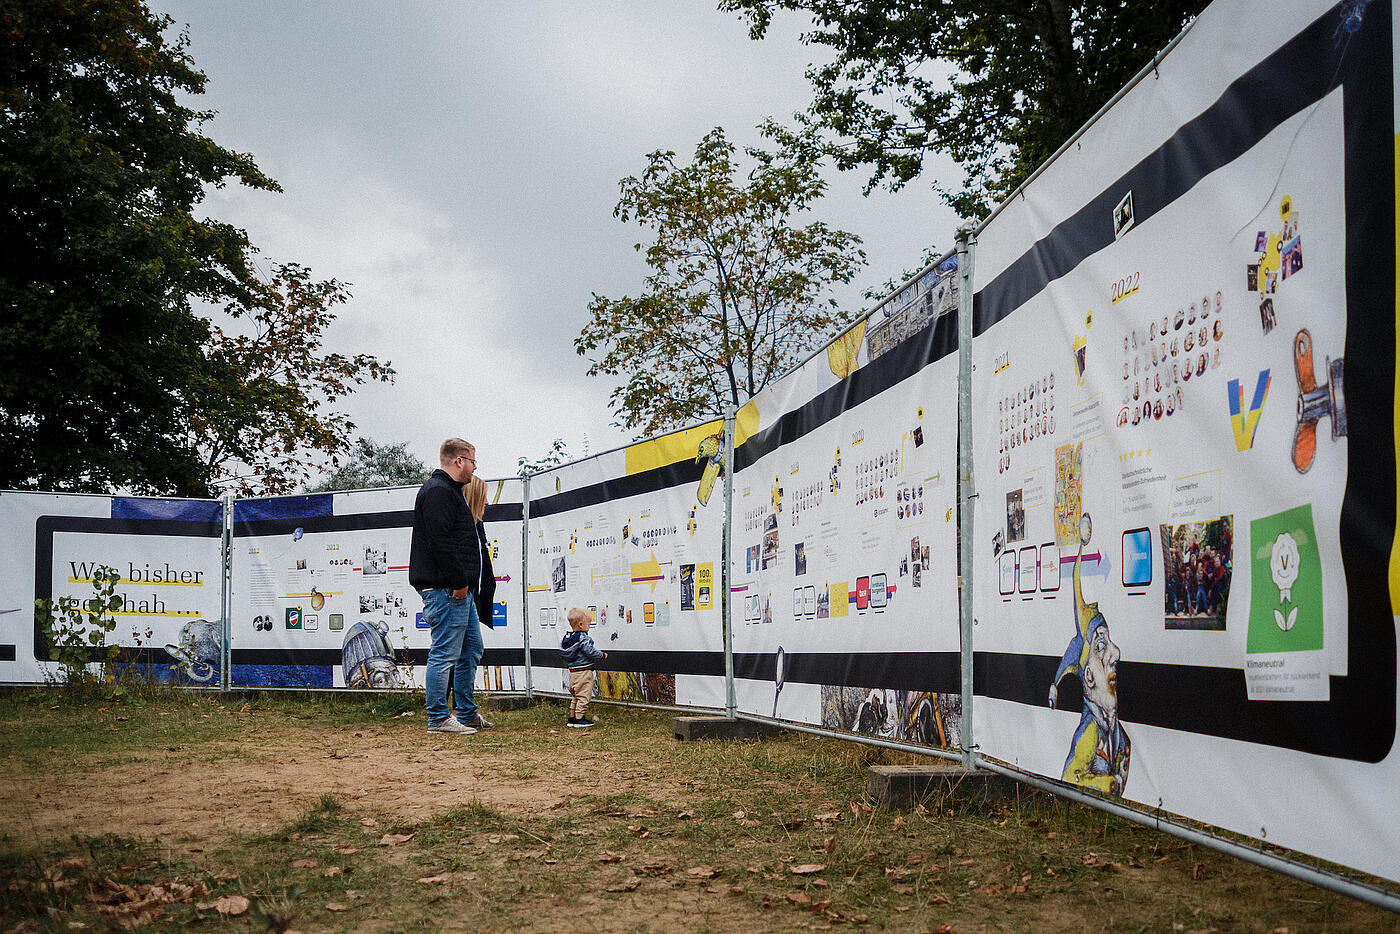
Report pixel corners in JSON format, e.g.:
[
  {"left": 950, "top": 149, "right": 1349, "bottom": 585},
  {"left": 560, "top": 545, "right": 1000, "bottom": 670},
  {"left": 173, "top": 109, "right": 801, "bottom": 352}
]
[{"left": 1, "top": 714, "right": 628, "bottom": 848}]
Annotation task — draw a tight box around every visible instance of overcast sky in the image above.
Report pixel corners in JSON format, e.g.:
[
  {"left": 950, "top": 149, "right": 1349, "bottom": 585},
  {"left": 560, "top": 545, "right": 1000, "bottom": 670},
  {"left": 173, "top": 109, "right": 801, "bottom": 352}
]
[{"left": 150, "top": 1, "right": 963, "bottom": 481}]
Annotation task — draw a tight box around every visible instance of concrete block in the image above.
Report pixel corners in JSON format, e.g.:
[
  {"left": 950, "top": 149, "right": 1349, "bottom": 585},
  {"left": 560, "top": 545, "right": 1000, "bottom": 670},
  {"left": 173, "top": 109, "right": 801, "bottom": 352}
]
[
  {"left": 866, "top": 763, "right": 1026, "bottom": 809},
  {"left": 672, "top": 716, "right": 786, "bottom": 741}
]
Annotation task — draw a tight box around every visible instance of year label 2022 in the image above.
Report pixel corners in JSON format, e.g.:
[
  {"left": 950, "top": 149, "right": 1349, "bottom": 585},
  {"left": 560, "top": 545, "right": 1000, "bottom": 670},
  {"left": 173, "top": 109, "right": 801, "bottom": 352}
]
[{"left": 1110, "top": 272, "right": 1140, "bottom": 305}]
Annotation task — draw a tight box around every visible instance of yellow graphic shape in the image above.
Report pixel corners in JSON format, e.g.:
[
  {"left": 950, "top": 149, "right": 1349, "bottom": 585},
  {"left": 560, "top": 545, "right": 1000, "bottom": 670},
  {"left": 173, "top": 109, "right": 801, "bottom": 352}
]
[
  {"left": 1256, "top": 231, "right": 1282, "bottom": 291},
  {"left": 630, "top": 552, "right": 665, "bottom": 591},
  {"left": 829, "top": 582, "right": 849, "bottom": 618},
  {"left": 827, "top": 321, "right": 866, "bottom": 379},
  {"left": 527, "top": 584, "right": 550, "bottom": 593},
  {"left": 622, "top": 401, "right": 759, "bottom": 476}
]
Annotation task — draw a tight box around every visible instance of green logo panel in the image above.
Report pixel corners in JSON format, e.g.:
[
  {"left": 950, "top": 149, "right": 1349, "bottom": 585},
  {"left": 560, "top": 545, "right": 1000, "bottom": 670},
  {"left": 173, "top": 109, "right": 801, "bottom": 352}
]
[{"left": 1247, "top": 504, "right": 1323, "bottom": 653}]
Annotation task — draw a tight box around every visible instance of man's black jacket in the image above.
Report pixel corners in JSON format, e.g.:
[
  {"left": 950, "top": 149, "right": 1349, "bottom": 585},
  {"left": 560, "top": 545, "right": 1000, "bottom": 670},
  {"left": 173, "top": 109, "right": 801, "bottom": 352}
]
[{"left": 408, "top": 469, "right": 481, "bottom": 592}]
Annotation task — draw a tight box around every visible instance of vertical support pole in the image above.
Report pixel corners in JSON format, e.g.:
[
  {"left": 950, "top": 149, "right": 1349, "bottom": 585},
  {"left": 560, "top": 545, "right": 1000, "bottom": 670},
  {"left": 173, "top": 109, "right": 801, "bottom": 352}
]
[
  {"left": 521, "top": 473, "right": 534, "bottom": 698},
  {"left": 955, "top": 226, "right": 977, "bottom": 769},
  {"left": 220, "top": 491, "right": 234, "bottom": 693},
  {"left": 721, "top": 407, "right": 737, "bottom": 720}
]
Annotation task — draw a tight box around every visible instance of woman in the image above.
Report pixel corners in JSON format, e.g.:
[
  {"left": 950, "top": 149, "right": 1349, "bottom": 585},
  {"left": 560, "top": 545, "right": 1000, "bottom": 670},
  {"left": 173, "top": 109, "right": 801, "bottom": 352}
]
[{"left": 465, "top": 475, "right": 497, "bottom": 631}]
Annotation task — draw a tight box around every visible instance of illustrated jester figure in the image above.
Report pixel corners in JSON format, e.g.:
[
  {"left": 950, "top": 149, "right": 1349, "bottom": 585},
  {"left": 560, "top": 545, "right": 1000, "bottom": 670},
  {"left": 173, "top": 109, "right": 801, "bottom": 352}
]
[{"left": 1048, "top": 514, "right": 1131, "bottom": 795}]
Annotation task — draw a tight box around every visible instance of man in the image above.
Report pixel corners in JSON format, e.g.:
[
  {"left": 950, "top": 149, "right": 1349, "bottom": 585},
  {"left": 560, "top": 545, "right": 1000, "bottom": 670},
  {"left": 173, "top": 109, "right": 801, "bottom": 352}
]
[{"left": 409, "top": 438, "right": 492, "bottom": 734}]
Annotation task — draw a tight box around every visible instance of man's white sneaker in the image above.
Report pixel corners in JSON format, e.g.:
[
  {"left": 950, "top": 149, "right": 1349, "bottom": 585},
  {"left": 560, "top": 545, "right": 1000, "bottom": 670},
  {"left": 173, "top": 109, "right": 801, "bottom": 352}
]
[{"left": 427, "top": 717, "right": 478, "bottom": 735}]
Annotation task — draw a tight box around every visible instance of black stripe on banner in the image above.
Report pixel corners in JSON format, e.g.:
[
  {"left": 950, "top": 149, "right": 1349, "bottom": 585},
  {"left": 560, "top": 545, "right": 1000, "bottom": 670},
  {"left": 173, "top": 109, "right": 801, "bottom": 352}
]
[
  {"left": 527, "top": 458, "right": 708, "bottom": 519},
  {"left": 733, "top": 651, "right": 961, "bottom": 694},
  {"left": 971, "top": 1, "right": 1396, "bottom": 763},
  {"left": 529, "top": 649, "right": 726, "bottom": 677},
  {"left": 735, "top": 310, "right": 959, "bottom": 470},
  {"left": 233, "top": 503, "right": 522, "bottom": 539},
  {"left": 974, "top": 2, "right": 1364, "bottom": 334},
  {"left": 230, "top": 647, "right": 527, "bottom": 668}
]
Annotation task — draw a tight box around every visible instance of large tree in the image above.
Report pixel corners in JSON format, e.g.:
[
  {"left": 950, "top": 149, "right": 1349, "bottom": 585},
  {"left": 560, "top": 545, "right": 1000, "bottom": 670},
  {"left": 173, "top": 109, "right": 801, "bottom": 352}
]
[
  {"left": 304, "top": 436, "right": 428, "bottom": 493},
  {"left": 577, "top": 126, "right": 865, "bottom": 435},
  {"left": 721, "top": 0, "right": 1205, "bottom": 217},
  {"left": 0, "top": 0, "right": 388, "bottom": 496}
]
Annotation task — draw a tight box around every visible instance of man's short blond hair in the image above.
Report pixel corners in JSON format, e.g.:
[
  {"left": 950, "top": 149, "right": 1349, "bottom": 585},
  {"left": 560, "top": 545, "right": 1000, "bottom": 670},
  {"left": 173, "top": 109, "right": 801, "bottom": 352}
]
[
  {"left": 440, "top": 438, "right": 475, "bottom": 465},
  {"left": 567, "top": 607, "right": 592, "bottom": 630}
]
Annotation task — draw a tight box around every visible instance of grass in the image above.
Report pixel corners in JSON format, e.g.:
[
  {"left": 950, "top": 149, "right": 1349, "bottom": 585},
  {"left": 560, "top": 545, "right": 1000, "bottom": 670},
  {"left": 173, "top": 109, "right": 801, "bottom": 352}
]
[{"left": 0, "top": 692, "right": 1395, "bottom": 933}]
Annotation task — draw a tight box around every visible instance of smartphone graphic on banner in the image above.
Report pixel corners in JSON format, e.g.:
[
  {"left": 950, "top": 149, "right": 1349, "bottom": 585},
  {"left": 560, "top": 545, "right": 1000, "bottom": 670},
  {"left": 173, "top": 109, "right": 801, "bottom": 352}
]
[{"left": 856, "top": 576, "right": 870, "bottom": 610}]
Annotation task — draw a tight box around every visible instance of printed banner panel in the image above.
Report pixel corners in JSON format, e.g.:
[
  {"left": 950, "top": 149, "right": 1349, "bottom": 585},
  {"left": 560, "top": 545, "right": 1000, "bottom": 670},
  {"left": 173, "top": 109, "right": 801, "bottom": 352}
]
[
  {"left": 970, "top": 0, "right": 1397, "bottom": 882},
  {"left": 525, "top": 427, "right": 730, "bottom": 710},
  {"left": 0, "top": 491, "right": 224, "bottom": 686},
  {"left": 729, "top": 272, "right": 964, "bottom": 748},
  {"left": 228, "top": 481, "right": 526, "bottom": 692}
]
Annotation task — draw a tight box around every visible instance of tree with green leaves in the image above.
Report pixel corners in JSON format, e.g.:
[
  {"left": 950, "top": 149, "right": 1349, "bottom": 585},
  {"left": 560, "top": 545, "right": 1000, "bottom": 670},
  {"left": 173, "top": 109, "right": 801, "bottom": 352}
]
[
  {"left": 517, "top": 438, "right": 570, "bottom": 478},
  {"left": 0, "top": 0, "right": 389, "bottom": 496},
  {"left": 722, "top": 0, "right": 1205, "bottom": 217},
  {"left": 577, "top": 126, "right": 865, "bottom": 435},
  {"left": 305, "top": 437, "right": 429, "bottom": 493}
]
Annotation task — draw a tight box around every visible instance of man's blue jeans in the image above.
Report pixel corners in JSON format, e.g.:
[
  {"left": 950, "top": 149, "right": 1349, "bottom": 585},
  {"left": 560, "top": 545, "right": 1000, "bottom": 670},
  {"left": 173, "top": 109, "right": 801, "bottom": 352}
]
[{"left": 420, "top": 588, "right": 482, "bottom": 726}]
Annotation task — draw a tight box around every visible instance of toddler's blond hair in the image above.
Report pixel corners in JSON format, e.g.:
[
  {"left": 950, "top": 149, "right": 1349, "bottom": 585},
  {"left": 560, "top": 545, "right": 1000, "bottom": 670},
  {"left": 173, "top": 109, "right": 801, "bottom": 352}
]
[{"left": 567, "top": 607, "right": 592, "bottom": 630}]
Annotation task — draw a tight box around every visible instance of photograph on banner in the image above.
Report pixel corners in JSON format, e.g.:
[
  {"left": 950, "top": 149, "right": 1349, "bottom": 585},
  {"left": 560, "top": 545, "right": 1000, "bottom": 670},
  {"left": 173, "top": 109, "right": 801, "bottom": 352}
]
[
  {"left": 525, "top": 432, "right": 731, "bottom": 711},
  {"left": 230, "top": 483, "right": 526, "bottom": 692},
  {"left": 0, "top": 493, "right": 225, "bottom": 686},
  {"left": 731, "top": 307, "right": 961, "bottom": 744},
  {"left": 967, "top": 0, "right": 1394, "bottom": 883}
]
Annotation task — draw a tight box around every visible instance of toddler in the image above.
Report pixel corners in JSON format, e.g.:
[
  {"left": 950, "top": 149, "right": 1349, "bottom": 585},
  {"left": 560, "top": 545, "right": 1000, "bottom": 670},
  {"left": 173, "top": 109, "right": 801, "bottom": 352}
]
[{"left": 560, "top": 607, "right": 606, "bottom": 727}]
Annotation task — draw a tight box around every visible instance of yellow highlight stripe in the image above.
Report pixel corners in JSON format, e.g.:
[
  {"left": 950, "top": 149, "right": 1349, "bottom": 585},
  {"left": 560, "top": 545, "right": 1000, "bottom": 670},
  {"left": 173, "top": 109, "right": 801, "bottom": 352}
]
[
  {"left": 622, "top": 401, "right": 760, "bottom": 476},
  {"left": 527, "top": 584, "right": 551, "bottom": 593},
  {"left": 79, "top": 608, "right": 203, "bottom": 618},
  {"left": 69, "top": 577, "right": 204, "bottom": 586}
]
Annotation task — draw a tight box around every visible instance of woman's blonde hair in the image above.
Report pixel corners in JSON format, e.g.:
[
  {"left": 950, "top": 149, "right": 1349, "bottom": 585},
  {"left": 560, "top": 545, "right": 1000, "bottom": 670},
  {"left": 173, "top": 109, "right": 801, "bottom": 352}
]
[{"left": 465, "top": 475, "right": 488, "bottom": 522}]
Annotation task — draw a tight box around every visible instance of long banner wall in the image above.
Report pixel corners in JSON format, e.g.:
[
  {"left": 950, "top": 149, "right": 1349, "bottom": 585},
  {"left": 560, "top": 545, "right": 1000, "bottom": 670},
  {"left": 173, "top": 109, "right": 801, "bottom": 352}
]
[
  {"left": 0, "top": 491, "right": 225, "bottom": 686},
  {"left": 969, "top": 0, "right": 1397, "bottom": 883},
  {"left": 729, "top": 260, "right": 965, "bottom": 747},
  {"left": 524, "top": 429, "right": 733, "bottom": 709},
  {"left": 1, "top": 0, "right": 1397, "bottom": 891},
  {"left": 227, "top": 482, "right": 526, "bottom": 691}
]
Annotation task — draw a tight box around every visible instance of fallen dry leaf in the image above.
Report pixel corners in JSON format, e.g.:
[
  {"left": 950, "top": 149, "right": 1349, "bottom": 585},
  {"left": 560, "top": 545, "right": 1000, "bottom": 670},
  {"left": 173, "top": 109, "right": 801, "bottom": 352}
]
[
  {"left": 325, "top": 902, "right": 348, "bottom": 912},
  {"left": 605, "top": 877, "right": 642, "bottom": 893},
  {"left": 290, "top": 858, "right": 319, "bottom": 869},
  {"left": 416, "top": 875, "right": 451, "bottom": 884},
  {"left": 790, "top": 864, "right": 826, "bottom": 875},
  {"left": 598, "top": 851, "right": 625, "bottom": 863},
  {"left": 813, "top": 811, "right": 842, "bottom": 822},
  {"left": 378, "top": 833, "right": 415, "bottom": 846},
  {"left": 198, "top": 895, "right": 249, "bottom": 916},
  {"left": 323, "top": 867, "right": 342, "bottom": 878},
  {"left": 685, "top": 866, "right": 717, "bottom": 878},
  {"left": 359, "top": 818, "right": 378, "bottom": 828},
  {"left": 786, "top": 892, "right": 811, "bottom": 905},
  {"left": 331, "top": 845, "right": 359, "bottom": 855}
]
